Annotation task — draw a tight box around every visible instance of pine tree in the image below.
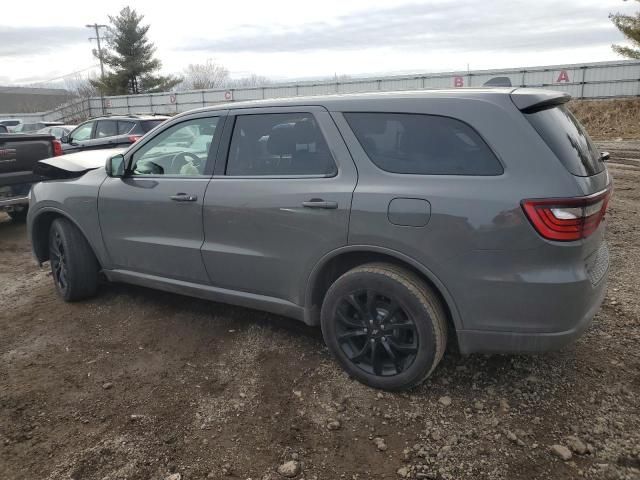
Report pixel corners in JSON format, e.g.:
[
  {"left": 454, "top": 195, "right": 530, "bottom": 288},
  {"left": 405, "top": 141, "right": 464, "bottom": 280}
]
[
  {"left": 92, "top": 7, "right": 181, "bottom": 95},
  {"left": 611, "top": 1, "right": 640, "bottom": 59}
]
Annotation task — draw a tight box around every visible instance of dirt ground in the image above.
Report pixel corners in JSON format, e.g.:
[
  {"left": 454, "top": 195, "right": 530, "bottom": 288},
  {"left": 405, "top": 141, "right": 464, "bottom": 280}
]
[{"left": 1, "top": 160, "right": 639, "bottom": 480}]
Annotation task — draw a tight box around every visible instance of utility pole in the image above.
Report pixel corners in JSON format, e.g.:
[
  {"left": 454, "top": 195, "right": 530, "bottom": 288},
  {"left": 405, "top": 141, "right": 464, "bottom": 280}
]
[{"left": 86, "top": 23, "right": 108, "bottom": 114}]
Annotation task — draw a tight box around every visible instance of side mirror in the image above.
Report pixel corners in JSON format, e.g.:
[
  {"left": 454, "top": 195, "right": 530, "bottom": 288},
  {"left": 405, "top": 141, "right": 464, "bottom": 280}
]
[
  {"left": 60, "top": 135, "right": 69, "bottom": 144},
  {"left": 600, "top": 151, "right": 610, "bottom": 162},
  {"left": 105, "top": 154, "right": 126, "bottom": 177}
]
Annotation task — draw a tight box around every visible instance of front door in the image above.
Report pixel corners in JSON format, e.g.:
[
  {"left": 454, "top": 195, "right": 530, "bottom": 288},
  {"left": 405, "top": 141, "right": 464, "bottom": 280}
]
[
  {"left": 98, "top": 113, "right": 226, "bottom": 283},
  {"left": 201, "top": 107, "right": 358, "bottom": 305}
]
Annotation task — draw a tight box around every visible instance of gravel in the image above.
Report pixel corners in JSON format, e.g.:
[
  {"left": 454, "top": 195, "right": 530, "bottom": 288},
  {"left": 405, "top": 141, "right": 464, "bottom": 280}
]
[{"left": 0, "top": 159, "right": 639, "bottom": 480}]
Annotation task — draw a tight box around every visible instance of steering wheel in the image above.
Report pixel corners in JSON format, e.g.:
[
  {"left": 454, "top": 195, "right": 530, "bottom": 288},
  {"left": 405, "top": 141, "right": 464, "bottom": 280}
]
[{"left": 170, "top": 152, "right": 202, "bottom": 174}]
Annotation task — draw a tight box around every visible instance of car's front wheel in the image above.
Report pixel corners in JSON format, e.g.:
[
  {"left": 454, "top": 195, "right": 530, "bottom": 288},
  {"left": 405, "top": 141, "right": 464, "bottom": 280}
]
[
  {"left": 321, "top": 263, "right": 448, "bottom": 390},
  {"left": 49, "top": 218, "right": 99, "bottom": 302}
]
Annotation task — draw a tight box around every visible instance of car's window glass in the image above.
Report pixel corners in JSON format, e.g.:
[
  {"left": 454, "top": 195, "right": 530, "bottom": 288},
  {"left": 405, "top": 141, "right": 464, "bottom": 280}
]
[
  {"left": 117, "top": 121, "right": 135, "bottom": 135},
  {"left": 95, "top": 120, "right": 117, "bottom": 138},
  {"left": 226, "top": 113, "right": 337, "bottom": 176},
  {"left": 525, "top": 105, "right": 604, "bottom": 177},
  {"left": 141, "top": 119, "right": 166, "bottom": 132},
  {"left": 50, "top": 127, "right": 61, "bottom": 138},
  {"left": 71, "top": 122, "right": 93, "bottom": 142},
  {"left": 344, "top": 112, "right": 503, "bottom": 176},
  {"left": 131, "top": 117, "right": 219, "bottom": 176}
]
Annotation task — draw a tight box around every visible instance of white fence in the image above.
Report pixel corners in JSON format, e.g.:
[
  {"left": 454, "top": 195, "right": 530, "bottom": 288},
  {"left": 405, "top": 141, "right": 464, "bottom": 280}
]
[{"left": 7, "top": 59, "right": 640, "bottom": 123}]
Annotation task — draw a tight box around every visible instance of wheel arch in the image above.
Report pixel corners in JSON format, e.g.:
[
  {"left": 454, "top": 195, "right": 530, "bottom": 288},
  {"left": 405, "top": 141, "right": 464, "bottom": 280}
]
[
  {"left": 30, "top": 207, "right": 102, "bottom": 268},
  {"left": 304, "top": 246, "right": 462, "bottom": 334}
]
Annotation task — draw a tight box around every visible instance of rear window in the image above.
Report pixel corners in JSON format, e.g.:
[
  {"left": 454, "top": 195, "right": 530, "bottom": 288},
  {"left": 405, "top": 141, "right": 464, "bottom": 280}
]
[
  {"left": 344, "top": 113, "right": 503, "bottom": 175},
  {"left": 141, "top": 120, "right": 166, "bottom": 132},
  {"left": 525, "top": 105, "right": 604, "bottom": 177}
]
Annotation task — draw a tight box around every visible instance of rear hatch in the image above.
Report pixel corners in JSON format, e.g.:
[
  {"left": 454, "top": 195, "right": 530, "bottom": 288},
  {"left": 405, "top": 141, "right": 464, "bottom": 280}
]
[{"left": 511, "top": 89, "right": 610, "bottom": 283}]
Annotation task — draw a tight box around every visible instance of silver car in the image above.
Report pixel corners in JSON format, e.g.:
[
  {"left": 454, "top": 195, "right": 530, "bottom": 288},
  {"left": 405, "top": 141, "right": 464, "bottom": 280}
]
[{"left": 27, "top": 89, "right": 611, "bottom": 390}]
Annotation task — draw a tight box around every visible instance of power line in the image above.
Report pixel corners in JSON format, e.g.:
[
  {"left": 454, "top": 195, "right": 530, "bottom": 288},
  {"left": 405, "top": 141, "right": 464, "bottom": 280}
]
[{"left": 26, "top": 65, "right": 101, "bottom": 86}]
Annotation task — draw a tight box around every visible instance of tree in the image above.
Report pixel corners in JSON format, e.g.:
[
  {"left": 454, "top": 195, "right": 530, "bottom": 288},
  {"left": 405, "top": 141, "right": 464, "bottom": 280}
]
[
  {"left": 227, "top": 74, "right": 272, "bottom": 88},
  {"left": 181, "top": 60, "right": 230, "bottom": 90},
  {"left": 91, "top": 7, "right": 181, "bottom": 95},
  {"left": 611, "top": 1, "right": 640, "bottom": 59},
  {"left": 64, "top": 73, "right": 99, "bottom": 99}
]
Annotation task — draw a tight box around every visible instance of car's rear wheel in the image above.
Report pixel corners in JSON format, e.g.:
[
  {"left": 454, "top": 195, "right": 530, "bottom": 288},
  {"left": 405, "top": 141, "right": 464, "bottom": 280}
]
[
  {"left": 49, "top": 218, "right": 99, "bottom": 302},
  {"left": 321, "top": 263, "right": 447, "bottom": 390}
]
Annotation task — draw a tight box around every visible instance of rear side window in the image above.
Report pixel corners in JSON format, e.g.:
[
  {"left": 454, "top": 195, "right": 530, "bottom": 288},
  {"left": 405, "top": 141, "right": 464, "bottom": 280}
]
[
  {"left": 226, "top": 113, "right": 337, "bottom": 176},
  {"left": 95, "top": 120, "right": 117, "bottom": 138},
  {"left": 525, "top": 105, "right": 604, "bottom": 177},
  {"left": 117, "top": 121, "right": 135, "bottom": 135},
  {"left": 141, "top": 120, "right": 166, "bottom": 132},
  {"left": 344, "top": 113, "right": 503, "bottom": 175}
]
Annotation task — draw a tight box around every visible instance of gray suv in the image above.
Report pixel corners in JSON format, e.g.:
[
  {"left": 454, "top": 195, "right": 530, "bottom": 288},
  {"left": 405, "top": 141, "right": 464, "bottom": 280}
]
[{"left": 28, "top": 89, "right": 611, "bottom": 390}]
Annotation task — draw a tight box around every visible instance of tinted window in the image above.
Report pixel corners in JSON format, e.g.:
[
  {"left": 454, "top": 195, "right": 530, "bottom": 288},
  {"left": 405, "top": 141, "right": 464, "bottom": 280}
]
[
  {"left": 95, "top": 120, "right": 117, "bottom": 138},
  {"left": 117, "top": 121, "right": 135, "bottom": 135},
  {"left": 141, "top": 119, "right": 166, "bottom": 132},
  {"left": 71, "top": 122, "right": 93, "bottom": 141},
  {"left": 525, "top": 106, "right": 604, "bottom": 177},
  {"left": 226, "top": 113, "right": 336, "bottom": 176},
  {"left": 344, "top": 113, "right": 502, "bottom": 176},
  {"left": 132, "top": 117, "right": 219, "bottom": 176}
]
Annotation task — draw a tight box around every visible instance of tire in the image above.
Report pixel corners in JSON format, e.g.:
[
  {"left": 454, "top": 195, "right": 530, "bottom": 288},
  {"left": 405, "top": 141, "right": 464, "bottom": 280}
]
[
  {"left": 321, "top": 263, "right": 448, "bottom": 390},
  {"left": 49, "top": 217, "right": 99, "bottom": 302},
  {"left": 8, "top": 208, "right": 27, "bottom": 222}
]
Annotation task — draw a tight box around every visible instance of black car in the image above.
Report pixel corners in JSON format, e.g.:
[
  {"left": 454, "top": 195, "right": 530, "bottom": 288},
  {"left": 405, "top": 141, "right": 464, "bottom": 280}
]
[{"left": 61, "top": 114, "right": 169, "bottom": 153}]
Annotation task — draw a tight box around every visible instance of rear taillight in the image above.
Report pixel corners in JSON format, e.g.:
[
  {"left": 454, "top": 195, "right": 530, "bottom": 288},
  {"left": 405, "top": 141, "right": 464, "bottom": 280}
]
[
  {"left": 52, "top": 139, "right": 63, "bottom": 157},
  {"left": 128, "top": 135, "right": 142, "bottom": 143},
  {"left": 522, "top": 188, "right": 611, "bottom": 241}
]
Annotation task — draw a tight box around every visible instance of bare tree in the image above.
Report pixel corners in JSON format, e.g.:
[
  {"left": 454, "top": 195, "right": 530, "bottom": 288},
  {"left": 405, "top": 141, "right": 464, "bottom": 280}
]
[
  {"left": 181, "top": 59, "right": 230, "bottom": 90},
  {"left": 64, "top": 73, "right": 99, "bottom": 99},
  {"left": 227, "top": 73, "right": 272, "bottom": 88}
]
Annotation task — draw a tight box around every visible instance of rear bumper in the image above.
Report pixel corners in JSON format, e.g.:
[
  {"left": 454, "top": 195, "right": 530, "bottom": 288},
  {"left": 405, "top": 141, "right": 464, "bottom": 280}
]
[
  {"left": 445, "top": 239, "right": 609, "bottom": 354},
  {"left": 0, "top": 182, "right": 31, "bottom": 209},
  {"left": 456, "top": 278, "right": 606, "bottom": 354}
]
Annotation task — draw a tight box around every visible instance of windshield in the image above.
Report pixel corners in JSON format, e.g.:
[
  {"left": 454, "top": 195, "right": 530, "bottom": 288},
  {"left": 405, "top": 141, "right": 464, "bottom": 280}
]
[{"left": 525, "top": 105, "right": 604, "bottom": 177}]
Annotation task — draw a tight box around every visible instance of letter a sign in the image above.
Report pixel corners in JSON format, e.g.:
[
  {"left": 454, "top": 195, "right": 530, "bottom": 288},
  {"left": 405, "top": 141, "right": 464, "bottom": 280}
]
[{"left": 556, "top": 70, "right": 570, "bottom": 83}]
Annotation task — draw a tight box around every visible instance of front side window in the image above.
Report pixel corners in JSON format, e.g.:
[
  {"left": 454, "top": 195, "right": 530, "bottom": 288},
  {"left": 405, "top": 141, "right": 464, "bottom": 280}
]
[
  {"left": 71, "top": 122, "right": 94, "bottom": 142},
  {"left": 226, "top": 113, "right": 337, "bottom": 176},
  {"left": 344, "top": 112, "right": 503, "bottom": 176},
  {"left": 131, "top": 117, "right": 219, "bottom": 176}
]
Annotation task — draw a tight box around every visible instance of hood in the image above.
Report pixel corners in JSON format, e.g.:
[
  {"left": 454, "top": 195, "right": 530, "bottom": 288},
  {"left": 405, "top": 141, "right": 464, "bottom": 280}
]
[{"left": 33, "top": 148, "right": 127, "bottom": 179}]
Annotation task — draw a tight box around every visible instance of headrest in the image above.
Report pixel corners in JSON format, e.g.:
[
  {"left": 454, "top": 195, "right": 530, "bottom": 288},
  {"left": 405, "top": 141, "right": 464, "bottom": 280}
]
[
  {"left": 292, "top": 119, "right": 319, "bottom": 144},
  {"left": 266, "top": 124, "right": 295, "bottom": 155}
]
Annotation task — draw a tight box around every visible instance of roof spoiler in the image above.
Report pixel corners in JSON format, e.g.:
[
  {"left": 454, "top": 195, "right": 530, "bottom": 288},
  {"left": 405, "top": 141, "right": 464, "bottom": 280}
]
[{"left": 511, "top": 88, "right": 571, "bottom": 113}]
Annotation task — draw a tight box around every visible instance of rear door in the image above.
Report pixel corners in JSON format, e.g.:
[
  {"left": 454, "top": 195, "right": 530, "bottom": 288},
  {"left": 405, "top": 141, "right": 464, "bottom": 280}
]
[
  {"left": 201, "top": 106, "right": 357, "bottom": 305},
  {"left": 98, "top": 112, "right": 226, "bottom": 283}
]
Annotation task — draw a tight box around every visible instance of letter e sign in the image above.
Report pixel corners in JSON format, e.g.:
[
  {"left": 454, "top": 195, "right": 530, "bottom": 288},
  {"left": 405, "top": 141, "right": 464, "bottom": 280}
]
[{"left": 556, "top": 70, "right": 570, "bottom": 83}]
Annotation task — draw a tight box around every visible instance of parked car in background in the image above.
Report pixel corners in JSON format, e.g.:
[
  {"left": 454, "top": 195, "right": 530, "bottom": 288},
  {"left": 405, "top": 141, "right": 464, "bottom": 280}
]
[
  {"left": 1, "top": 133, "right": 62, "bottom": 221},
  {"left": 61, "top": 114, "right": 169, "bottom": 153},
  {"left": 13, "top": 121, "right": 64, "bottom": 133},
  {"left": 37, "top": 125, "right": 76, "bottom": 140},
  {"left": 0, "top": 119, "right": 23, "bottom": 132},
  {"left": 28, "top": 89, "right": 610, "bottom": 390}
]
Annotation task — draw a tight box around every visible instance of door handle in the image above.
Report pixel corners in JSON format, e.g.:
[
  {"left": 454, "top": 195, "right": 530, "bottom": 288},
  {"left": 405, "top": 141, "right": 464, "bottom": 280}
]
[
  {"left": 170, "top": 193, "right": 198, "bottom": 202},
  {"left": 302, "top": 199, "right": 338, "bottom": 209}
]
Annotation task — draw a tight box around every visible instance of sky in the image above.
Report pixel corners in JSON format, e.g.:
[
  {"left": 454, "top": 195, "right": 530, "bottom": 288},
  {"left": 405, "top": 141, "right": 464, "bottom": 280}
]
[{"left": 0, "top": 0, "right": 637, "bottom": 87}]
